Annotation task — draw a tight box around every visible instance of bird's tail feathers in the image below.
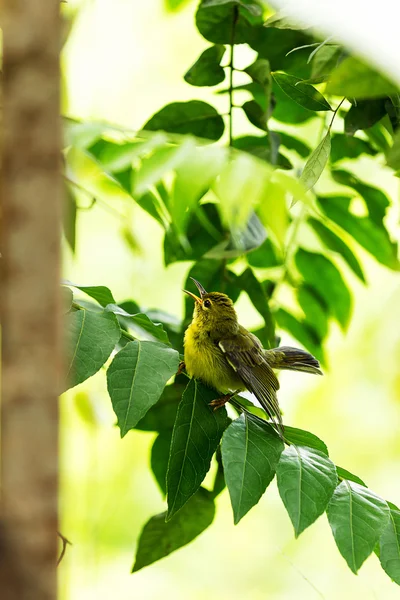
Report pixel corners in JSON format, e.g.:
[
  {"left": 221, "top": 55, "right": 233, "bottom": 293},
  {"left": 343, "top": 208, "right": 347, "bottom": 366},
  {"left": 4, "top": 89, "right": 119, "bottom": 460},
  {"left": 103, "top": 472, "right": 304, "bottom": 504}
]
[{"left": 270, "top": 346, "right": 322, "bottom": 376}]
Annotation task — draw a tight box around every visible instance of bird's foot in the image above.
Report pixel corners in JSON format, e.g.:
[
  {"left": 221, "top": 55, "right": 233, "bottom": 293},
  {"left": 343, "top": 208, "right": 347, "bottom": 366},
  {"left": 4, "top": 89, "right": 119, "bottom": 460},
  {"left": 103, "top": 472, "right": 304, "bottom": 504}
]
[
  {"left": 176, "top": 361, "right": 186, "bottom": 376},
  {"left": 209, "top": 393, "right": 233, "bottom": 411}
]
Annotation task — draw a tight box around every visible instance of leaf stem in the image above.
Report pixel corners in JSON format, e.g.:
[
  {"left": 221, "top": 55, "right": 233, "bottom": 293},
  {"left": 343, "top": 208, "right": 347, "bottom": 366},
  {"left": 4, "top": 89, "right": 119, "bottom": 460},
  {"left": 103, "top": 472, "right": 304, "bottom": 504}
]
[{"left": 228, "top": 6, "right": 239, "bottom": 147}]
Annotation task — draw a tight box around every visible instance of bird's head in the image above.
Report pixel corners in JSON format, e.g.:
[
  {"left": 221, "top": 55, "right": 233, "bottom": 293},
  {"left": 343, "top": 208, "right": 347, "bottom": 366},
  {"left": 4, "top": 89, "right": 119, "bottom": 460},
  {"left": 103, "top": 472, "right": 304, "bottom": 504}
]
[{"left": 183, "top": 278, "right": 238, "bottom": 338}]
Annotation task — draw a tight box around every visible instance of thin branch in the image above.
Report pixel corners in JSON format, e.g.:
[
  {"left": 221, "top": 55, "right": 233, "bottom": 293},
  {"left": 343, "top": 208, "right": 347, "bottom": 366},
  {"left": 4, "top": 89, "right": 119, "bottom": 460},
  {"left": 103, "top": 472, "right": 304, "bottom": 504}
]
[{"left": 57, "top": 531, "right": 72, "bottom": 566}]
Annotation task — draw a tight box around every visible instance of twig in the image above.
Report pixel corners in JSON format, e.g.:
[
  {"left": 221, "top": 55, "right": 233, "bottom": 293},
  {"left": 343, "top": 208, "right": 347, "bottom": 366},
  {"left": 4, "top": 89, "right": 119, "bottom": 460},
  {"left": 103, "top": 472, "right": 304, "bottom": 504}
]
[
  {"left": 228, "top": 6, "right": 239, "bottom": 147},
  {"left": 57, "top": 531, "right": 72, "bottom": 566}
]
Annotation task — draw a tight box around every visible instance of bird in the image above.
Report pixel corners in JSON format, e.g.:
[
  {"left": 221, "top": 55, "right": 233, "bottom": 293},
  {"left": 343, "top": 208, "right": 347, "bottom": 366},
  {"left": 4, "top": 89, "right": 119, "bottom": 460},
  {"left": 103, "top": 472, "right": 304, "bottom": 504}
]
[{"left": 182, "top": 277, "right": 322, "bottom": 439}]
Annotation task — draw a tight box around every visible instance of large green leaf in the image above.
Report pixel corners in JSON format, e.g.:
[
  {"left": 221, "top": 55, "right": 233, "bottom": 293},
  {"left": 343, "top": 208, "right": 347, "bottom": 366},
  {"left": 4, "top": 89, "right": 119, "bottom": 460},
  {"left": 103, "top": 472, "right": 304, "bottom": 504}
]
[
  {"left": 331, "top": 169, "right": 389, "bottom": 225},
  {"left": 184, "top": 44, "right": 226, "bottom": 86},
  {"left": 272, "top": 72, "right": 332, "bottom": 111},
  {"left": 105, "top": 304, "right": 170, "bottom": 344},
  {"left": 296, "top": 284, "right": 329, "bottom": 341},
  {"left": 277, "top": 445, "right": 337, "bottom": 536},
  {"left": 300, "top": 132, "right": 331, "bottom": 191},
  {"left": 195, "top": 1, "right": 262, "bottom": 45},
  {"left": 151, "top": 430, "right": 173, "bottom": 495},
  {"left": 295, "top": 249, "right": 352, "bottom": 329},
  {"left": 330, "top": 133, "right": 377, "bottom": 164},
  {"left": 222, "top": 414, "right": 284, "bottom": 523},
  {"left": 275, "top": 131, "right": 310, "bottom": 158},
  {"left": 166, "top": 379, "right": 228, "bottom": 520},
  {"left": 249, "top": 27, "right": 312, "bottom": 73},
  {"left": 107, "top": 340, "right": 180, "bottom": 437},
  {"left": 62, "top": 280, "right": 116, "bottom": 307},
  {"left": 336, "top": 467, "right": 366, "bottom": 487},
  {"left": 327, "top": 480, "right": 389, "bottom": 573},
  {"left": 317, "top": 195, "right": 400, "bottom": 270},
  {"left": 311, "top": 45, "right": 342, "bottom": 79},
  {"left": 308, "top": 218, "right": 365, "bottom": 282},
  {"left": 238, "top": 267, "right": 275, "bottom": 348},
  {"left": 64, "top": 308, "right": 121, "bottom": 391},
  {"left": 242, "top": 100, "right": 268, "bottom": 132},
  {"left": 344, "top": 99, "right": 386, "bottom": 136},
  {"left": 143, "top": 100, "right": 224, "bottom": 141},
  {"left": 272, "top": 80, "right": 315, "bottom": 124},
  {"left": 247, "top": 237, "right": 281, "bottom": 268},
  {"left": 135, "top": 381, "right": 184, "bottom": 432},
  {"left": 132, "top": 488, "right": 215, "bottom": 572},
  {"left": 283, "top": 427, "right": 328, "bottom": 455},
  {"left": 379, "top": 503, "right": 400, "bottom": 585},
  {"left": 327, "top": 57, "right": 399, "bottom": 98}
]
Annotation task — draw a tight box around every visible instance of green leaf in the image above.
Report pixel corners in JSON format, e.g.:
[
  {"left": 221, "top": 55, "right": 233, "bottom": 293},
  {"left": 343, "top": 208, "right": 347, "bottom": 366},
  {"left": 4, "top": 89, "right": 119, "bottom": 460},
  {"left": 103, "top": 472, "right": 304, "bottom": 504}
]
[
  {"left": 387, "top": 131, "right": 400, "bottom": 171},
  {"left": 184, "top": 45, "right": 226, "bottom": 86},
  {"left": 132, "top": 488, "right": 215, "bottom": 572},
  {"left": 327, "top": 57, "right": 399, "bottom": 98},
  {"left": 264, "top": 12, "right": 308, "bottom": 30},
  {"left": 64, "top": 308, "right": 121, "bottom": 391},
  {"left": 296, "top": 284, "right": 329, "bottom": 341},
  {"left": 222, "top": 413, "right": 284, "bottom": 524},
  {"left": 311, "top": 45, "right": 342, "bottom": 79},
  {"left": 206, "top": 212, "right": 268, "bottom": 259},
  {"left": 135, "top": 381, "right": 184, "bottom": 432},
  {"left": 331, "top": 169, "right": 389, "bottom": 225},
  {"left": 87, "top": 138, "right": 148, "bottom": 173},
  {"left": 105, "top": 304, "right": 170, "bottom": 344},
  {"left": 330, "top": 133, "right": 377, "bottom": 164},
  {"left": 336, "top": 466, "right": 366, "bottom": 487},
  {"left": 276, "top": 131, "right": 310, "bottom": 158},
  {"left": 344, "top": 99, "right": 386, "bottom": 136},
  {"left": 249, "top": 27, "right": 312, "bottom": 73},
  {"left": 242, "top": 100, "right": 268, "bottom": 132},
  {"left": 295, "top": 249, "right": 352, "bottom": 329},
  {"left": 244, "top": 58, "right": 271, "bottom": 88},
  {"left": 327, "top": 480, "right": 390, "bottom": 573},
  {"left": 107, "top": 341, "right": 180, "bottom": 437},
  {"left": 283, "top": 427, "right": 328, "bottom": 455},
  {"left": 272, "top": 80, "right": 316, "bottom": 124},
  {"left": 62, "top": 280, "right": 116, "bottom": 307},
  {"left": 63, "top": 185, "right": 77, "bottom": 253},
  {"left": 272, "top": 72, "right": 332, "bottom": 111},
  {"left": 151, "top": 430, "right": 172, "bottom": 495},
  {"left": 133, "top": 142, "right": 193, "bottom": 197},
  {"left": 275, "top": 308, "right": 324, "bottom": 364},
  {"left": 238, "top": 268, "right": 275, "bottom": 348},
  {"left": 300, "top": 132, "right": 331, "bottom": 191},
  {"left": 308, "top": 218, "right": 366, "bottom": 282},
  {"left": 195, "top": 1, "right": 261, "bottom": 45},
  {"left": 247, "top": 237, "right": 281, "bottom": 268},
  {"left": 379, "top": 504, "right": 400, "bottom": 585},
  {"left": 164, "top": 0, "right": 191, "bottom": 11},
  {"left": 277, "top": 445, "right": 337, "bottom": 536},
  {"left": 134, "top": 188, "right": 168, "bottom": 228},
  {"left": 143, "top": 100, "right": 225, "bottom": 141},
  {"left": 166, "top": 379, "right": 228, "bottom": 520},
  {"left": 317, "top": 195, "right": 399, "bottom": 271}
]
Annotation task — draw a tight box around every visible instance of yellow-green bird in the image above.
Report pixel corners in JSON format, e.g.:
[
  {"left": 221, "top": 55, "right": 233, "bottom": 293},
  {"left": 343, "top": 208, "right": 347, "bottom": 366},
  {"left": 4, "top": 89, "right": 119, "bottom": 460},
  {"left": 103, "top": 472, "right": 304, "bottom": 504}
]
[{"left": 183, "top": 278, "right": 322, "bottom": 439}]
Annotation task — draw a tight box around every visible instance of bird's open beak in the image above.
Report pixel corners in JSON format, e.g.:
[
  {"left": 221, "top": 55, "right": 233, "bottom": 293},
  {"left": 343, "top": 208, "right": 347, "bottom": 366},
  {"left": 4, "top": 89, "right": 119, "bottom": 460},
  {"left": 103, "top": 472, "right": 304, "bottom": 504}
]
[{"left": 183, "top": 278, "right": 208, "bottom": 303}]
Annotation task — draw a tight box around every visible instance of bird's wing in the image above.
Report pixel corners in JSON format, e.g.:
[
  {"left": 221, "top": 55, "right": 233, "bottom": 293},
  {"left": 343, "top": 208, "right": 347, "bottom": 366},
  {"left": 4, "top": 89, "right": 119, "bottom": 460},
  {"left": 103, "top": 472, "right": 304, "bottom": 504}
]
[{"left": 218, "top": 328, "right": 284, "bottom": 437}]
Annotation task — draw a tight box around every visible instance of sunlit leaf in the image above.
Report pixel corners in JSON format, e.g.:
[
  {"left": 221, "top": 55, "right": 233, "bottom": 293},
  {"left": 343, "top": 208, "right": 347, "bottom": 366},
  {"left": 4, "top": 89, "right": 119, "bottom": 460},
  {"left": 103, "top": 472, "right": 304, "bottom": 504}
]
[
  {"left": 387, "top": 131, "right": 400, "bottom": 171},
  {"left": 272, "top": 80, "right": 316, "bottom": 124},
  {"left": 272, "top": 72, "right": 332, "bottom": 111},
  {"left": 277, "top": 445, "right": 337, "bottom": 536},
  {"left": 300, "top": 132, "right": 331, "bottom": 191},
  {"left": 222, "top": 414, "right": 284, "bottom": 523},
  {"left": 105, "top": 304, "right": 170, "bottom": 344},
  {"left": 62, "top": 280, "right": 116, "bottom": 307},
  {"left": 257, "top": 177, "right": 288, "bottom": 246},
  {"left": 336, "top": 466, "right": 366, "bottom": 487},
  {"left": 184, "top": 45, "right": 226, "bottom": 87},
  {"left": 166, "top": 378, "right": 228, "bottom": 520},
  {"left": 132, "top": 488, "right": 215, "bottom": 572},
  {"left": 283, "top": 427, "right": 329, "bottom": 455},
  {"left": 327, "top": 57, "right": 399, "bottom": 98},
  {"left": 107, "top": 340, "right": 179, "bottom": 437},
  {"left": 64, "top": 308, "right": 121, "bottom": 391},
  {"left": 379, "top": 503, "right": 400, "bottom": 585},
  {"left": 327, "top": 481, "right": 389, "bottom": 573}
]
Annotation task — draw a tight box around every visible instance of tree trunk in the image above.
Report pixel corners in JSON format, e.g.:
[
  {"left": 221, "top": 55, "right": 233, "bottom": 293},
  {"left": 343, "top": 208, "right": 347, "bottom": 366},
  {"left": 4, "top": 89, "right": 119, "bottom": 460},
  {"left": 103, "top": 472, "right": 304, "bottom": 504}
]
[{"left": 0, "top": 1, "right": 61, "bottom": 598}]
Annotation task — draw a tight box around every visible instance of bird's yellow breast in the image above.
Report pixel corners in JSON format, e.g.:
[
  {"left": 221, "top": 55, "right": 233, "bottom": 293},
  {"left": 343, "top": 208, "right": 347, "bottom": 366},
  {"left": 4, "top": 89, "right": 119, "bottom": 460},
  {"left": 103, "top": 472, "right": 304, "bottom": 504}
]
[{"left": 184, "top": 322, "right": 244, "bottom": 394}]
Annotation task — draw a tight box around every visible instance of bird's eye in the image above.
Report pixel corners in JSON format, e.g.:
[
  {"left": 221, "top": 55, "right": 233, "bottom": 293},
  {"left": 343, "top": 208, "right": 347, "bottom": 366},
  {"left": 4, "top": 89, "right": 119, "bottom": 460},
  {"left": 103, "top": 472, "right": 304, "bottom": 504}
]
[{"left": 203, "top": 299, "right": 211, "bottom": 308}]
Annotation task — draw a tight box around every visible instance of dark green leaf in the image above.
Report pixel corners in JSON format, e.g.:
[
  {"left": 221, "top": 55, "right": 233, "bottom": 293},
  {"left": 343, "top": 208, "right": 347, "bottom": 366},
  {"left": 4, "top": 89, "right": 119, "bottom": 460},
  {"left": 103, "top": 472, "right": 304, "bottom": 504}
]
[
  {"left": 272, "top": 72, "right": 332, "bottom": 111},
  {"left": 379, "top": 504, "right": 400, "bottom": 585},
  {"left": 275, "top": 131, "right": 310, "bottom": 157},
  {"left": 296, "top": 284, "right": 329, "bottom": 340},
  {"left": 283, "top": 427, "right": 329, "bottom": 455},
  {"left": 330, "top": 133, "right": 377, "bottom": 164},
  {"left": 166, "top": 379, "right": 228, "bottom": 519},
  {"left": 331, "top": 169, "right": 389, "bottom": 225},
  {"left": 184, "top": 45, "right": 226, "bottom": 87},
  {"left": 309, "top": 218, "right": 365, "bottom": 282},
  {"left": 336, "top": 466, "right": 366, "bottom": 487},
  {"left": 233, "top": 134, "right": 279, "bottom": 164},
  {"left": 386, "top": 94, "right": 400, "bottom": 131},
  {"left": 277, "top": 445, "right": 337, "bottom": 536},
  {"left": 106, "top": 304, "right": 170, "bottom": 344},
  {"left": 318, "top": 195, "right": 400, "bottom": 271},
  {"left": 64, "top": 308, "right": 121, "bottom": 391},
  {"left": 365, "top": 122, "right": 391, "bottom": 153},
  {"left": 195, "top": 1, "right": 262, "bottom": 45},
  {"left": 238, "top": 267, "right": 275, "bottom": 348},
  {"left": 242, "top": 100, "right": 268, "bottom": 131},
  {"left": 387, "top": 131, "right": 400, "bottom": 171},
  {"left": 249, "top": 27, "right": 312, "bottom": 72},
  {"left": 311, "top": 45, "right": 342, "bottom": 79},
  {"left": 135, "top": 381, "right": 184, "bottom": 432},
  {"left": 327, "top": 57, "right": 399, "bottom": 98},
  {"left": 247, "top": 237, "right": 281, "bottom": 268},
  {"left": 151, "top": 430, "right": 172, "bottom": 495},
  {"left": 300, "top": 132, "right": 331, "bottom": 190},
  {"left": 344, "top": 99, "right": 386, "bottom": 136},
  {"left": 272, "top": 80, "right": 316, "bottom": 124},
  {"left": 107, "top": 341, "right": 180, "bottom": 437},
  {"left": 62, "top": 280, "right": 116, "bottom": 307},
  {"left": 275, "top": 308, "right": 324, "bottom": 364},
  {"left": 87, "top": 138, "right": 146, "bottom": 173},
  {"left": 211, "top": 448, "right": 226, "bottom": 498},
  {"left": 222, "top": 413, "right": 284, "bottom": 523},
  {"left": 295, "top": 249, "right": 352, "bottom": 329},
  {"left": 64, "top": 185, "right": 77, "bottom": 253},
  {"left": 132, "top": 488, "right": 215, "bottom": 572},
  {"left": 143, "top": 100, "right": 224, "bottom": 141},
  {"left": 244, "top": 57, "right": 271, "bottom": 88},
  {"left": 327, "top": 480, "right": 389, "bottom": 573}
]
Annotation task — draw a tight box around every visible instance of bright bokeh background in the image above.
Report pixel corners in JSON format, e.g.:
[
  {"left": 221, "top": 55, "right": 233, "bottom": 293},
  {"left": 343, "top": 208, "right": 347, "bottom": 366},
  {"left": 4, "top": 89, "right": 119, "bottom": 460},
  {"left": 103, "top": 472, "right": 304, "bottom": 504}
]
[{"left": 60, "top": 1, "right": 400, "bottom": 598}]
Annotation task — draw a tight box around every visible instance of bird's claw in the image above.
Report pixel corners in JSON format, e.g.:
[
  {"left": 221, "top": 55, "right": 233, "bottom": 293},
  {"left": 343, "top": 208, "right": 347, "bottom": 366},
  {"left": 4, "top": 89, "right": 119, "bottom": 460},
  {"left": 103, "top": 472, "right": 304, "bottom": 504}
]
[
  {"left": 177, "top": 361, "right": 186, "bottom": 376},
  {"left": 209, "top": 394, "right": 232, "bottom": 411}
]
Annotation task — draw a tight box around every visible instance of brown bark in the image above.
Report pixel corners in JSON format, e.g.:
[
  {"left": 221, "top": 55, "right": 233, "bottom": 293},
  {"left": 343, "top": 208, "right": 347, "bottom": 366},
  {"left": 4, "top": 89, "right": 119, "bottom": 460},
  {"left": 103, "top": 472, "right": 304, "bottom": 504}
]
[{"left": 0, "top": 1, "right": 61, "bottom": 599}]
